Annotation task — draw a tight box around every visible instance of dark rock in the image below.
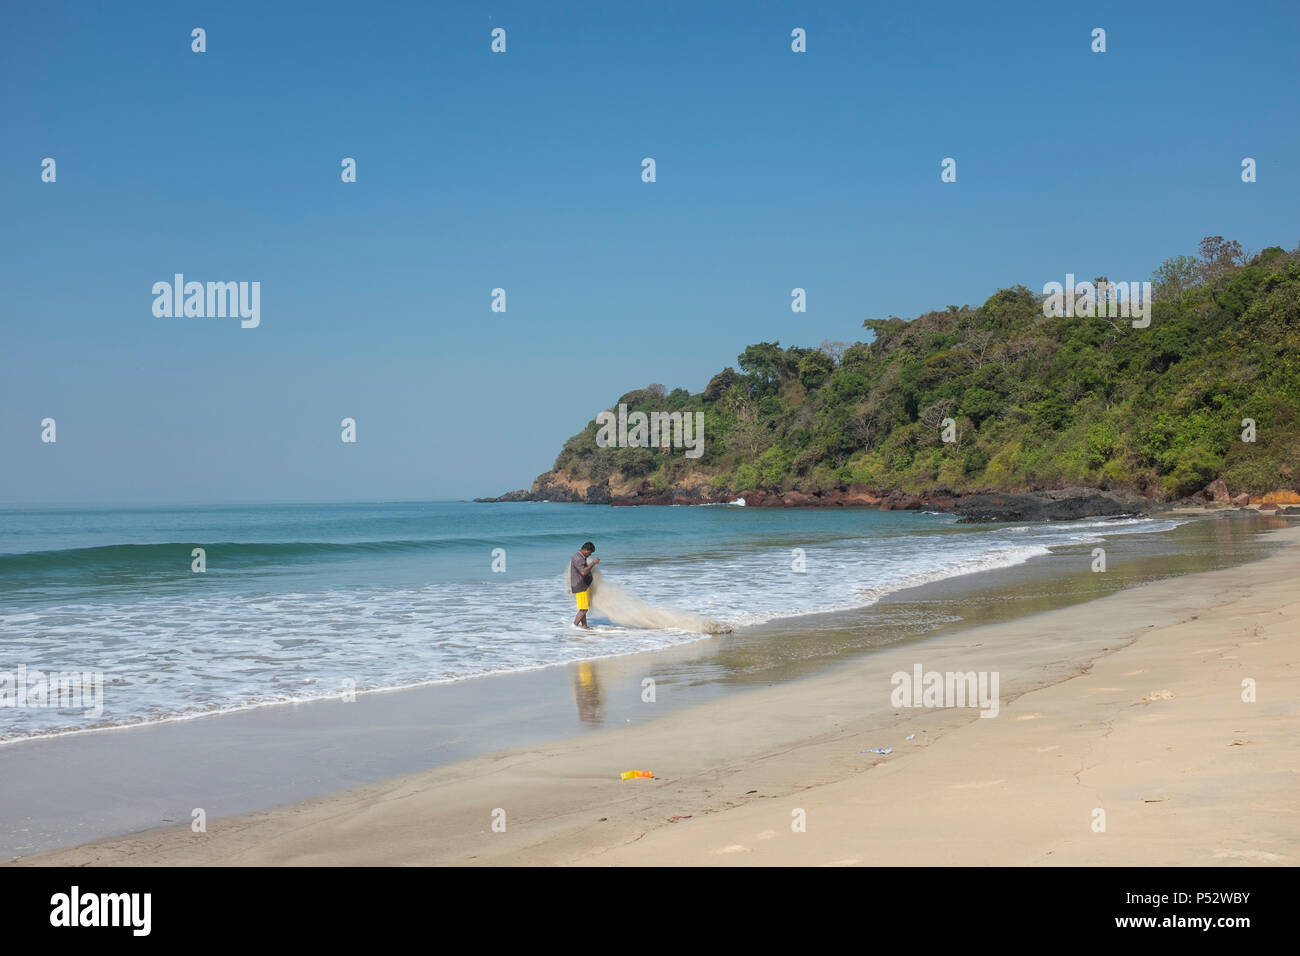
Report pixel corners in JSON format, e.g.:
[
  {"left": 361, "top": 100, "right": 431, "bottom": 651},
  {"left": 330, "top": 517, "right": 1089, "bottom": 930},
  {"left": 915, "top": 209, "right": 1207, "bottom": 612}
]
[
  {"left": 612, "top": 493, "right": 670, "bottom": 506},
  {"left": 1201, "top": 479, "right": 1230, "bottom": 503},
  {"left": 884, "top": 496, "right": 925, "bottom": 511},
  {"left": 608, "top": 480, "right": 734, "bottom": 506},
  {"left": 478, "top": 476, "right": 1166, "bottom": 521},
  {"left": 953, "top": 487, "right": 1149, "bottom": 523},
  {"left": 473, "top": 489, "right": 531, "bottom": 503},
  {"left": 532, "top": 477, "right": 581, "bottom": 502},
  {"left": 781, "top": 490, "right": 818, "bottom": 506}
]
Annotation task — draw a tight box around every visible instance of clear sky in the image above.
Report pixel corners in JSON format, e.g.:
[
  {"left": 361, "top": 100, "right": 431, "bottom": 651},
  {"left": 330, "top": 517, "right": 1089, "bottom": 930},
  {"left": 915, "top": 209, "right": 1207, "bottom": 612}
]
[{"left": 2, "top": 0, "right": 1297, "bottom": 505}]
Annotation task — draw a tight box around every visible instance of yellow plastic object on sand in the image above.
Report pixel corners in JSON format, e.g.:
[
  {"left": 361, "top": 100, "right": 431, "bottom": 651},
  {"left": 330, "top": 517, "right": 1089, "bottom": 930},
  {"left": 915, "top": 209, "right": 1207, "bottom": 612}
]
[{"left": 620, "top": 770, "right": 654, "bottom": 781}]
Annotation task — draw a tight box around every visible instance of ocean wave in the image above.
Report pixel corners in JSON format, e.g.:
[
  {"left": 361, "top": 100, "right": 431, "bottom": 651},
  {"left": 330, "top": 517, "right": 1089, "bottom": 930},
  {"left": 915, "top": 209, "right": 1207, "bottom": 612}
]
[
  {"left": 852, "top": 544, "right": 1050, "bottom": 605},
  {"left": 0, "top": 533, "right": 595, "bottom": 579}
]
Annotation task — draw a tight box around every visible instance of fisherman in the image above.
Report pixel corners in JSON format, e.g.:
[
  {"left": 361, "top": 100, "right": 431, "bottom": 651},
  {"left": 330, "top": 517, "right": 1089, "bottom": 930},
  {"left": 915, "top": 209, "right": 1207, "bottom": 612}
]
[{"left": 570, "top": 541, "right": 599, "bottom": 628}]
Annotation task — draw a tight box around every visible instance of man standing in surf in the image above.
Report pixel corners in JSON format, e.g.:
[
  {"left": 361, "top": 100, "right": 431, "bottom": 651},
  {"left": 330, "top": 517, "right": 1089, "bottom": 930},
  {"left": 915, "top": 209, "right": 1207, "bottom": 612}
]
[{"left": 570, "top": 541, "right": 599, "bottom": 628}]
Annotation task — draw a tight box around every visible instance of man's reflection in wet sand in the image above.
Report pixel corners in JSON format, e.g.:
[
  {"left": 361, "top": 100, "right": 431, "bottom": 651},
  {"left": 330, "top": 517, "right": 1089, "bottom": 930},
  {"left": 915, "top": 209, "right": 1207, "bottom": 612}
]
[{"left": 573, "top": 660, "right": 605, "bottom": 724}]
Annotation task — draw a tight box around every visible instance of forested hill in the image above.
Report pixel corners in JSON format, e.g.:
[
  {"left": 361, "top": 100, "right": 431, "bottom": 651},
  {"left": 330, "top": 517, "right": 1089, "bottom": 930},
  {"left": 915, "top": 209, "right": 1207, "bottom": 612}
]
[{"left": 497, "top": 238, "right": 1300, "bottom": 506}]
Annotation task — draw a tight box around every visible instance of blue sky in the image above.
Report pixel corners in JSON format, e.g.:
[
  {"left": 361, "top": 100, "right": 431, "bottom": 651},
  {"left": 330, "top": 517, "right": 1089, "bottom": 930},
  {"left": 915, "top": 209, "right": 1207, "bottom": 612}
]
[{"left": 2, "top": 0, "right": 1297, "bottom": 504}]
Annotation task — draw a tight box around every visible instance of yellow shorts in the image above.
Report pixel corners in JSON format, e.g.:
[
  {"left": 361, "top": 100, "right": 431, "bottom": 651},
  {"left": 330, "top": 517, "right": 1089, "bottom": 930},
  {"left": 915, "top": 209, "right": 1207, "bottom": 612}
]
[{"left": 574, "top": 590, "right": 590, "bottom": 611}]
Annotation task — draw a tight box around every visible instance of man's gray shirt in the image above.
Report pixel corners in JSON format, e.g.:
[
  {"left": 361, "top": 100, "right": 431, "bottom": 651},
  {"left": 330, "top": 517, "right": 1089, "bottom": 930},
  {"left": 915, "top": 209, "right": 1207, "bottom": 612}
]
[{"left": 570, "top": 551, "right": 592, "bottom": 593}]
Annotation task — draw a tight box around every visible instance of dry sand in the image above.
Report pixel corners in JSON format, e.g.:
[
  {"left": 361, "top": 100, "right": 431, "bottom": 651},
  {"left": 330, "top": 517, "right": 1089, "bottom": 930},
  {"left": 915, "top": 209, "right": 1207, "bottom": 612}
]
[{"left": 15, "top": 525, "right": 1299, "bottom": 867}]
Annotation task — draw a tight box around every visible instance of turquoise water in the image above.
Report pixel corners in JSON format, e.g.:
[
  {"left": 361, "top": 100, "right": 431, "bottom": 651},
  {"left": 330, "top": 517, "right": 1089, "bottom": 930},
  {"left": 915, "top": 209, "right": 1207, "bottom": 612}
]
[{"left": 0, "top": 500, "right": 1190, "bottom": 739}]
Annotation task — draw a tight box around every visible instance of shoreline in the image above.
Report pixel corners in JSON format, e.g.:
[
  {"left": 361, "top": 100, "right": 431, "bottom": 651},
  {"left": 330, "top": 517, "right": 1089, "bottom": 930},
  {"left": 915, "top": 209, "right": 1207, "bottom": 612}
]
[{"left": 12, "top": 520, "right": 1298, "bottom": 866}]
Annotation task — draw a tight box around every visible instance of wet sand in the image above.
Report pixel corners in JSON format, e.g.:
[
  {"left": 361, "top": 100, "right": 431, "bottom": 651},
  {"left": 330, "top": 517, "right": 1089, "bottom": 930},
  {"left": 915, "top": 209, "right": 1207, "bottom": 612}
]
[{"left": 11, "top": 517, "right": 1298, "bottom": 866}]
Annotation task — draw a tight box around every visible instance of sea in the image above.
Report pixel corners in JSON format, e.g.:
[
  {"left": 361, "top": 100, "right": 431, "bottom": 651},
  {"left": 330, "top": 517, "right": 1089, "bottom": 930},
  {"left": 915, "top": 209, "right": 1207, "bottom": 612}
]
[{"left": 0, "top": 499, "right": 1233, "bottom": 742}]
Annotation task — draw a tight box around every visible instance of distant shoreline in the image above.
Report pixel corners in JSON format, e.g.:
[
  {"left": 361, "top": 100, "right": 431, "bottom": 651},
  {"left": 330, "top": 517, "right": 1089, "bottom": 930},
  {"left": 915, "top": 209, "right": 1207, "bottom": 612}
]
[{"left": 479, "top": 482, "right": 1300, "bottom": 522}]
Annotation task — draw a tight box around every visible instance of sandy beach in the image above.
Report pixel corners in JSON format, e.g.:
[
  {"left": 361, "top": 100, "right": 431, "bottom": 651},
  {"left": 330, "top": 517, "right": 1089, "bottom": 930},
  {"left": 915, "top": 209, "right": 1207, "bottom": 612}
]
[{"left": 13, "top": 520, "right": 1297, "bottom": 867}]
